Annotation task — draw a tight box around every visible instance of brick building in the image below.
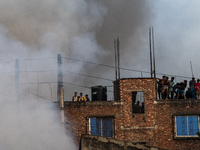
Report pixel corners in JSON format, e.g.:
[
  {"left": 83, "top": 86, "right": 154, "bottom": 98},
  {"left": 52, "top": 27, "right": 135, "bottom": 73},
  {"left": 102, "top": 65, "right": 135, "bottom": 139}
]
[{"left": 64, "top": 78, "right": 200, "bottom": 150}]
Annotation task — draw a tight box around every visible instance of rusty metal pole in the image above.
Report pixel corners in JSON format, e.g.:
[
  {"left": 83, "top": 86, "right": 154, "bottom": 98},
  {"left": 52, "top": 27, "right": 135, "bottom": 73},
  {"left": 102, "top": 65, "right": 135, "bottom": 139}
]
[
  {"left": 57, "top": 54, "right": 65, "bottom": 130},
  {"left": 15, "top": 59, "right": 19, "bottom": 103}
]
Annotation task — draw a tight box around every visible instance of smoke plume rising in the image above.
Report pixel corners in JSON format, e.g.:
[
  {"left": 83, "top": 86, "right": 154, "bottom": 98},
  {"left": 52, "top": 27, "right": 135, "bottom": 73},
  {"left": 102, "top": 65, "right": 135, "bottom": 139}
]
[{"left": 0, "top": 0, "right": 154, "bottom": 149}]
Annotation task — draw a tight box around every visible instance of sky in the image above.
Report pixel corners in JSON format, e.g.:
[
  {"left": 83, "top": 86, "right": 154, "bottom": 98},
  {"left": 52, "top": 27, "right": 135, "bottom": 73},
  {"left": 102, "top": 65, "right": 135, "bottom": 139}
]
[
  {"left": 0, "top": 0, "right": 199, "bottom": 99},
  {"left": 0, "top": 0, "right": 200, "bottom": 149}
]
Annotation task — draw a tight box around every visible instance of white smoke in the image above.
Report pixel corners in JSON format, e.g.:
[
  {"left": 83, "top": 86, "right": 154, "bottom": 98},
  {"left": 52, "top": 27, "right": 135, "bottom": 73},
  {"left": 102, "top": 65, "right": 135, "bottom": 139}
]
[
  {"left": 0, "top": 101, "right": 77, "bottom": 150},
  {"left": 0, "top": 0, "right": 155, "bottom": 148}
]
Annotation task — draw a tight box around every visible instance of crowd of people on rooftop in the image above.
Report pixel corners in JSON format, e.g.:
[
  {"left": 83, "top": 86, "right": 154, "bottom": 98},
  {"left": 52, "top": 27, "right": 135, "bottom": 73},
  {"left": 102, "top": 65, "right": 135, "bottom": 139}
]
[
  {"left": 72, "top": 92, "right": 90, "bottom": 102},
  {"left": 157, "top": 76, "right": 200, "bottom": 100}
]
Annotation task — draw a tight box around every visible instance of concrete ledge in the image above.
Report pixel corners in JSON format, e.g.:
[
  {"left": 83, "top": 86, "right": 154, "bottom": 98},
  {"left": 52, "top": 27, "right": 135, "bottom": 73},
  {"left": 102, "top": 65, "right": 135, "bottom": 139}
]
[
  {"left": 80, "top": 134, "right": 168, "bottom": 150},
  {"left": 154, "top": 99, "right": 200, "bottom": 104},
  {"left": 64, "top": 101, "right": 123, "bottom": 106},
  {"left": 121, "top": 125, "right": 157, "bottom": 130}
]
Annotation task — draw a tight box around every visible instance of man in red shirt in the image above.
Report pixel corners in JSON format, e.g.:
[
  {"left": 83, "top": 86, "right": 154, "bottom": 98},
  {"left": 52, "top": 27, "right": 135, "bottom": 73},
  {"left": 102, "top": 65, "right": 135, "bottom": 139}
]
[{"left": 195, "top": 79, "right": 200, "bottom": 99}]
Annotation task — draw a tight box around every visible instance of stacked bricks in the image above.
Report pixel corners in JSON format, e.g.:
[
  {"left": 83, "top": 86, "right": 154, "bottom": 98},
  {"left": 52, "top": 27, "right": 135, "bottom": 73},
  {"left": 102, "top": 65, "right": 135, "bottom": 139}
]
[
  {"left": 64, "top": 78, "right": 200, "bottom": 150},
  {"left": 154, "top": 100, "right": 200, "bottom": 150},
  {"left": 64, "top": 101, "right": 123, "bottom": 146}
]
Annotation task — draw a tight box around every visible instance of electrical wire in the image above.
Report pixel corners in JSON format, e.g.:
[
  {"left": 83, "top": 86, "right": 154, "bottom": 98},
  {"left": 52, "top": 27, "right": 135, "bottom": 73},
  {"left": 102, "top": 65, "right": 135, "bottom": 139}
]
[
  {"left": 63, "top": 82, "right": 113, "bottom": 93},
  {"left": 19, "top": 70, "right": 57, "bottom": 73},
  {"left": 19, "top": 88, "right": 54, "bottom": 101},
  {"left": 62, "top": 56, "right": 150, "bottom": 74},
  {"left": 62, "top": 70, "right": 113, "bottom": 81},
  {"left": 19, "top": 57, "right": 56, "bottom": 61}
]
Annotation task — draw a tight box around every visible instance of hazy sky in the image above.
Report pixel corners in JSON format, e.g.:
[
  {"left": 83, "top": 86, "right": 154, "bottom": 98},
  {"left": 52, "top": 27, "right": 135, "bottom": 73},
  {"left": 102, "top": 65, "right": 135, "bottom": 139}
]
[
  {"left": 0, "top": 0, "right": 200, "bottom": 149},
  {"left": 0, "top": 0, "right": 199, "bottom": 100}
]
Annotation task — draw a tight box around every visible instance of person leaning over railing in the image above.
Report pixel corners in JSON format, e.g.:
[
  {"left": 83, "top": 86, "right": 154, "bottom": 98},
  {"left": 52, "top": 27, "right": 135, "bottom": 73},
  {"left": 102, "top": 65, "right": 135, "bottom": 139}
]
[{"left": 176, "top": 87, "right": 185, "bottom": 99}]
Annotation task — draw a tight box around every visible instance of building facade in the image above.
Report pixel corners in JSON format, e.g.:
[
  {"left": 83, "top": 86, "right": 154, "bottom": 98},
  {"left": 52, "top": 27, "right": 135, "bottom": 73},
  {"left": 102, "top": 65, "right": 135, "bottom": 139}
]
[{"left": 64, "top": 78, "right": 200, "bottom": 150}]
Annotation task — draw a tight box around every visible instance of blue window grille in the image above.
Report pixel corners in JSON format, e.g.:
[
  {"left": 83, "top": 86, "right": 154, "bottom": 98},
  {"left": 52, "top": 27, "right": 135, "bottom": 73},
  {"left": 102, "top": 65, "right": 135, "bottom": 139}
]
[
  {"left": 176, "top": 116, "right": 199, "bottom": 136},
  {"left": 90, "top": 117, "right": 113, "bottom": 137}
]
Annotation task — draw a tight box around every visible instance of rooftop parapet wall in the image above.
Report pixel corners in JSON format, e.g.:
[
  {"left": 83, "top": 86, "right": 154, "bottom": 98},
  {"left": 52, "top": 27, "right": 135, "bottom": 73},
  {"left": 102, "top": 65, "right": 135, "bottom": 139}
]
[
  {"left": 64, "top": 101, "right": 123, "bottom": 106},
  {"left": 154, "top": 99, "right": 200, "bottom": 104}
]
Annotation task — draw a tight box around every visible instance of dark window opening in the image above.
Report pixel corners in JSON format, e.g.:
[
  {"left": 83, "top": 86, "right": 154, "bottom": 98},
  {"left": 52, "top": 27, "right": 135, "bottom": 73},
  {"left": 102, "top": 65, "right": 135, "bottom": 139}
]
[
  {"left": 90, "top": 117, "right": 113, "bottom": 137},
  {"left": 132, "top": 91, "right": 144, "bottom": 113}
]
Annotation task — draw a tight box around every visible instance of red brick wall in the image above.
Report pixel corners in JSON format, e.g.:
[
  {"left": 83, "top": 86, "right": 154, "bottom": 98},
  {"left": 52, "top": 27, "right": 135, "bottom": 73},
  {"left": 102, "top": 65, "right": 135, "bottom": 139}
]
[
  {"left": 64, "top": 78, "right": 200, "bottom": 150},
  {"left": 64, "top": 78, "right": 158, "bottom": 146},
  {"left": 64, "top": 101, "right": 123, "bottom": 145},
  {"left": 119, "top": 78, "right": 157, "bottom": 143},
  {"left": 154, "top": 100, "right": 200, "bottom": 150}
]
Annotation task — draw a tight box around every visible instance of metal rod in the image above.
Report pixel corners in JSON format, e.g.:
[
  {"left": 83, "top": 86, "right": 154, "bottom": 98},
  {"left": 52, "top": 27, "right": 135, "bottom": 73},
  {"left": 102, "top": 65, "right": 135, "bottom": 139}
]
[
  {"left": 152, "top": 27, "right": 156, "bottom": 78},
  {"left": 15, "top": 59, "right": 19, "bottom": 102},
  {"left": 190, "top": 61, "right": 194, "bottom": 77},
  {"left": 117, "top": 37, "right": 120, "bottom": 80},
  {"left": 57, "top": 54, "right": 64, "bottom": 108},
  {"left": 149, "top": 28, "right": 153, "bottom": 78},
  {"left": 114, "top": 39, "right": 117, "bottom": 81}
]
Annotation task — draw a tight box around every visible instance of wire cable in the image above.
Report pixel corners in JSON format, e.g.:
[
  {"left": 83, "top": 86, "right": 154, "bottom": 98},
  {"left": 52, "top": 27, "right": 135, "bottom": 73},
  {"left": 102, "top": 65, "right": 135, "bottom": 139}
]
[
  {"left": 19, "top": 57, "right": 56, "bottom": 61},
  {"left": 63, "top": 70, "right": 113, "bottom": 81}
]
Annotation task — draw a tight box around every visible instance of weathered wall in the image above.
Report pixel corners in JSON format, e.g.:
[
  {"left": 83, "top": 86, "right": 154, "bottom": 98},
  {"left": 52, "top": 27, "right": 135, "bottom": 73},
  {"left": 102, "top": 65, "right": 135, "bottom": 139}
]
[
  {"left": 154, "top": 100, "right": 200, "bottom": 150},
  {"left": 80, "top": 134, "right": 168, "bottom": 150},
  {"left": 119, "top": 78, "right": 157, "bottom": 146},
  {"left": 64, "top": 78, "right": 200, "bottom": 150},
  {"left": 64, "top": 101, "right": 123, "bottom": 145},
  {"left": 64, "top": 78, "right": 157, "bottom": 146}
]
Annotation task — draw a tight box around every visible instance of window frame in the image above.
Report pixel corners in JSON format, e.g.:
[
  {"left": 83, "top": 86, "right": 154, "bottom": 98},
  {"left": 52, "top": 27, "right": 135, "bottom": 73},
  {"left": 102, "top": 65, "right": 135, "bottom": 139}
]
[
  {"left": 132, "top": 91, "right": 145, "bottom": 114},
  {"left": 89, "top": 117, "right": 114, "bottom": 138},
  {"left": 173, "top": 114, "right": 200, "bottom": 139}
]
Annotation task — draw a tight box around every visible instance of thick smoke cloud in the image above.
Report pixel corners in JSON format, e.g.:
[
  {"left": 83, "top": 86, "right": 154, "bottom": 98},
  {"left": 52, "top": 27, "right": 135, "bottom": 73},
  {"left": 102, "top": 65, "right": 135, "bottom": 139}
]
[
  {"left": 0, "top": 0, "right": 153, "bottom": 148},
  {"left": 0, "top": 0, "right": 153, "bottom": 99},
  {"left": 0, "top": 101, "right": 77, "bottom": 150}
]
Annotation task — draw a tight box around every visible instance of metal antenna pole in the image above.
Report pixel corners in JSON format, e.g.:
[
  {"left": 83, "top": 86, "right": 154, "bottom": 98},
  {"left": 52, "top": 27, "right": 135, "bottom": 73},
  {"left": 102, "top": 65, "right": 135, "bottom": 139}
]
[
  {"left": 149, "top": 28, "right": 153, "bottom": 78},
  {"left": 190, "top": 61, "right": 194, "bottom": 77},
  {"left": 57, "top": 54, "right": 65, "bottom": 130},
  {"left": 114, "top": 39, "right": 117, "bottom": 81},
  {"left": 57, "top": 54, "right": 64, "bottom": 107},
  {"left": 152, "top": 27, "right": 156, "bottom": 79},
  {"left": 117, "top": 37, "right": 120, "bottom": 80},
  {"left": 15, "top": 59, "right": 19, "bottom": 103}
]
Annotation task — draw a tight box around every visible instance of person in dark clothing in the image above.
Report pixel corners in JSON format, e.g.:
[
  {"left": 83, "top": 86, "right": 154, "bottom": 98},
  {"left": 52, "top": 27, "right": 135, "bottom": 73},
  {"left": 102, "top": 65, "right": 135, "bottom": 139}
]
[
  {"left": 173, "top": 83, "right": 181, "bottom": 98},
  {"left": 135, "top": 101, "right": 141, "bottom": 113},
  {"left": 176, "top": 88, "right": 185, "bottom": 99},
  {"left": 169, "top": 77, "right": 175, "bottom": 99},
  {"left": 162, "top": 76, "right": 170, "bottom": 99},
  {"left": 189, "top": 77, "right": 196, "bottom": 99},
  {"left": 183, "top": 80, "right": 187, "bottom": 90},
  {"left": 157, "top": 79, "right": 163, "bottom": 100},
  {"left": 141, "top": 102, "right": 144, "bottom": 113},
  {"left": 72, "top": 92, "right": 79, "bottom": 102},
  {"left": 185, "top": 88, "right": 193, "bottom": 99},
  {"left": 85, "top": 94, "right": 90, "bottom": 101}
]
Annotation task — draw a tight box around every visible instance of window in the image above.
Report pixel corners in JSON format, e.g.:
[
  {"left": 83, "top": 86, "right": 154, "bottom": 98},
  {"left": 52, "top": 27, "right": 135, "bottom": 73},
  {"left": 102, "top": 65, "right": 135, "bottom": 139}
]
[
  {"left": 176, "top": 116, "right": 199, "bottom": 137},
  {"left": 90, "top": 117, "right": 113, "bottom": 137},
  {"left": 132, "top": 91, "right": 144, "bottom": 113}
]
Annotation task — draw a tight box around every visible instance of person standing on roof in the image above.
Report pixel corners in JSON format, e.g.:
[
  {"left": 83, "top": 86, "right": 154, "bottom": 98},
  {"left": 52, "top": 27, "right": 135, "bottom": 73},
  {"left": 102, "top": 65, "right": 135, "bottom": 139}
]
[
  {"left": 162, "top": 76, "right": 170, "bottom": 99},
  {"left": 85, "top": 94, "right": 90, "bottom": 101},
  {"left": 79, "top": 93, "right": 86, "bottom": 101},
  {"left": 170, "top": 77, "right": 175, "bottom": 99},
  {"left": 195, "top": 79, "right": 200, "bottom": 99},
  {"left": 189, "top": 77, "right": 196, "bottom": 99},
  {"left": 72, "top": 92, "right": 79, "bottom": 102}
]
